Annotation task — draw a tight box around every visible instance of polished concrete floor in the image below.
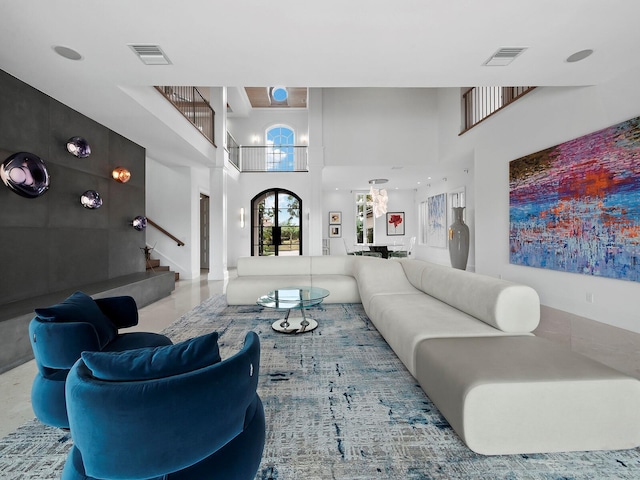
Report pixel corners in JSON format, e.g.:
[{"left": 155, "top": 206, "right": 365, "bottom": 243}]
[{"left": 2, "top": 272, "right": 639, "bottom": 439}]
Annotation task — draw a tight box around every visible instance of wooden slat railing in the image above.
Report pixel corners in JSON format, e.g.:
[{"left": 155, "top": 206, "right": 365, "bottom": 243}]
[
  {"left": 155, "top": 86, "right": 216, "bottom": 146},
  {"left": 147, "top": 218, "right": 185, "bottom": 246},
  {"left": 460, "top": 86, "right": 536, "bottom": 134}
]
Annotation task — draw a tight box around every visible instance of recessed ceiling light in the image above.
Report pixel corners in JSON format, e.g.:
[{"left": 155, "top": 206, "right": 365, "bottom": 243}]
[
  {"left": 566, "top": 49, "right": 594, "bottom": 63},
  {"left": 53, "top": 45, "right": 82, "bottom": 61}
]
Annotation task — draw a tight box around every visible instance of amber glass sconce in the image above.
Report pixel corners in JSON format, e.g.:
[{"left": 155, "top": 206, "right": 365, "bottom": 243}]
[{"left": 112, "top": 167, "right": 131, "bottom": 183}]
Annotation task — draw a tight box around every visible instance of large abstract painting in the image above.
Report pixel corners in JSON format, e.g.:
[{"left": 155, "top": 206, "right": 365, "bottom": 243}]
[
  {"left": 427, "top": 193, "right": 447, "bottom": 247},
  {"left": 509, "top": 116, "right": 640, "bottom": 282}
]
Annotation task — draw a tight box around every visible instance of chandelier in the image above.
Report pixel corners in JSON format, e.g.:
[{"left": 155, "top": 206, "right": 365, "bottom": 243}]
[{"left": 368, "top": 179, "right": 388, "bottom": 218}]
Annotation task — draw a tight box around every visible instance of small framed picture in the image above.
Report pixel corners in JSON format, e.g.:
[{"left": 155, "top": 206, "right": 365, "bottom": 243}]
[
  {"left": 387, "top": 212, "right": 405, "bottom": 236},
  {"left": 329, "top": 225, "right": 342, "bottom": 238},
  {"left": 329, "top": 211, "right": 342, "bottom": 225}
]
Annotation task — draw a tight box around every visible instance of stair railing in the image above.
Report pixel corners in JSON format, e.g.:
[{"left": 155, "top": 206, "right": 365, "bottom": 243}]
[{"left": 147, "top": 218, "right": 185, "bottom": 246}]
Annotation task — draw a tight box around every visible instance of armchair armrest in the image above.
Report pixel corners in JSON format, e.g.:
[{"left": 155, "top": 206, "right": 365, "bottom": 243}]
[
  {"left": 29, "top": 319, "right": 101, "bottom": 369},
  {"left": 95, "top": 296, "right": 139, "bottom": 329}
]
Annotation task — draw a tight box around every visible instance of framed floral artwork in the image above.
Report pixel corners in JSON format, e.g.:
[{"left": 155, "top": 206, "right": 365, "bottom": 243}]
[
  {"left": 329, "top": 211, "right": 342, "bottom": 225},
  {"left": 387, "top": 212, "right": 405, "bottom": 236}
]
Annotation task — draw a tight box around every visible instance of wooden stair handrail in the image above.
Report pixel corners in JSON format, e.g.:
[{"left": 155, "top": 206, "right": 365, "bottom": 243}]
[{"left": 147, "top": 218, "right": 185, "bottom": 246}]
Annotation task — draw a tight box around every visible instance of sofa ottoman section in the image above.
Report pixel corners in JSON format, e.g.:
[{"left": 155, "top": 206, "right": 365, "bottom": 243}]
[{"left": 415, "top": 336, "right": 640, "bottom": 455}]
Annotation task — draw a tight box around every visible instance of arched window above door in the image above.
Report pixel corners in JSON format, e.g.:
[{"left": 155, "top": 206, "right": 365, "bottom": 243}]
[{"left": 265, "top": 125, "right": 295, "bottom": 171}]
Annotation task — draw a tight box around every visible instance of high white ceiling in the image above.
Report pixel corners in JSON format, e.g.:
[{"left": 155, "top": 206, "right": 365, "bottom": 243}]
[{"left": 2, "top": 0, "right": 639, "bottom": 190}]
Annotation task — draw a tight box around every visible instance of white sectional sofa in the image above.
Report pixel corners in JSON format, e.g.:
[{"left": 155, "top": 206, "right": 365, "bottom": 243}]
[
  {"left": 226, "top": 255, "right": 360, "bottom": 305},
  {"left": 226, "top": 255, "right": 640, "bottom": 455}
]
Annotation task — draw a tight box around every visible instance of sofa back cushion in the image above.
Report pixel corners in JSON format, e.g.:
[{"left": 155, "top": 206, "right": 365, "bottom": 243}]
[
  {"left": 400, "top": 260, "right": 540, "bottom": 333},
  {"left": 237, "top": 256, "right": 311, "bottom": 276},
  {"left": 310, "top": 255, "right": 355, "bottom": 275},
  {"left": 352, "top": 257, "right": 420, "bottom": 310}
]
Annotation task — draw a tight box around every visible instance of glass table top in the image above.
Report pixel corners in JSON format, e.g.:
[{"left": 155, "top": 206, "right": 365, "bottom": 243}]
[{"left": 257, "top": 286, "right": 330, "bottom": 310}]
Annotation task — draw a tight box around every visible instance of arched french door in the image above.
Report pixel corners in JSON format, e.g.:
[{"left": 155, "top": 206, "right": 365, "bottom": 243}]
[{"left": 251, "top": 189, "right": 302, "bottom": 256}]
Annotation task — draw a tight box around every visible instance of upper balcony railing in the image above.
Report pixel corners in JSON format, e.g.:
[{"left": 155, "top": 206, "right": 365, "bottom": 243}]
[
  {"left": 156, "top": 86, "right": 216, "bottom": 146},
  {"left": 460, "top": 86, "right": 535, "bottom": 134},
  {"left": 237, "top": 145, "right": 308, "bottom": 172},
  {"left": 226, "top": 131, "right": 240, "bottom": 171}
]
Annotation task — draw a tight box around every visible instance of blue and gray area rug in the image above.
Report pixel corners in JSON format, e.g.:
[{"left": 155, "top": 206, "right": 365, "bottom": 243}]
[{"left": 1, "top": 296, "right": 639, "bottom": 479}]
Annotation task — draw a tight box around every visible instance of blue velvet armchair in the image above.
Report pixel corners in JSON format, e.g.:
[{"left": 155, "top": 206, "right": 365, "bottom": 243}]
[
  {"left": 29, "top": 291, "right": 172, "bottom": 429},
  {"left": 61, "top": 331, "right": 265, "bottom": 480}
]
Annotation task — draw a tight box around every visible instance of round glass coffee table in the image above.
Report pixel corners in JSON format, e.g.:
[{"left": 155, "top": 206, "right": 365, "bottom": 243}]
[{"left": 257, "top": 286, "right": 330, "bottom": 334}]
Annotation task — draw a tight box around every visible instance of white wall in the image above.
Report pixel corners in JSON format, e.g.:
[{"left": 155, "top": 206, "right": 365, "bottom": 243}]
[
  {"left": 414, "top": 165, "right": 475, "bottom": 269},
  {"left": 145, "top": 157, "right": 195, "bottom": 278},
  {"left": 320, "top": 88, "right": 437, "bottom": 256},
  {"left": 321, "top": 88, "right": 438, "bottom": 167},
  {"left": 437, "top": 65, "right": 640, "bottom": 333},
  {"left": 323, "top": 189, "right": 418, "bottom": 255},
  {"left": 227, "top": 109, "right": 309, "bottom": 145},
  {"left": 226, "top": 171, "right": 317, "bottom": 266}
]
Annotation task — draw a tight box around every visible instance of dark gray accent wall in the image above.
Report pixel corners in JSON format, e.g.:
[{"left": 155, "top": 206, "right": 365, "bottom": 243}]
[{"left": 0, "top": 69, "right": 147, "bottom": 306}]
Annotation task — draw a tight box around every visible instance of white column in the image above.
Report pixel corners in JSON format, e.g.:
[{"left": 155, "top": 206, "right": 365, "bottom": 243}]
[
  {"left": 208, "top": 165, "right": 228, "bottom": 281},
  {"left": 307, "top": 88, "right": 325, "bottom": 256},
  {"left": 208, "top": 87, "right": 229, "bottom": 281}
]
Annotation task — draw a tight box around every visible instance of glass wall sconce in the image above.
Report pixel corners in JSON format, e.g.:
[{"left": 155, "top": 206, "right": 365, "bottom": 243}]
[
  {"left": 112, "top": 167, "right": 131, "bottom": 183},
  {"left": 0, "top": 152, "right": 50, "bottom": 198},
  {"left": 80, "top": 190, "right": 102, "bottom": 209},
  {"left": 132, "top": 216, "right": 147, "bottom": 231},
  {"left": 240, "top": 207, "right": 245, "bottom": 228},
  {"left": 66, "top": 137, "right": 91, "bottom": 158}
]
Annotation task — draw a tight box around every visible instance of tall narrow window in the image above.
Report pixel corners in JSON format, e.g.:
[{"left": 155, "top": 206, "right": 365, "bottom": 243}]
[
  {"left": 355, "top": 192, "right": 374, "bottom": 245},
  {"left": 265, "top": 125, "right": 295, "bottom": 171},
  {"left": 251, "top": 189, "right": 302, "bottom": 256}
]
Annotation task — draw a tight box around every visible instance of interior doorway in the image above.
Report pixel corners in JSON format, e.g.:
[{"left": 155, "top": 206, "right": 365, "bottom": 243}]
[
  {"left": 251, "top": 189, "right": 302, "bottom": 256},
  {"left": 200, "top": 194, "right": 210, "bottom": 269}
]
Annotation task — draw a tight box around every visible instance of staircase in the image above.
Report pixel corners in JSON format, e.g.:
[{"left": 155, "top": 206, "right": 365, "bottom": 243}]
[{"left": 146, "top": 258, "right": 180, "bottom": 282}]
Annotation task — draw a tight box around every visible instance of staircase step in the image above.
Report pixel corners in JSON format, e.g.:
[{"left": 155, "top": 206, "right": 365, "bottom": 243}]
[
  {"left": 146, "top": 257, "right": 178, "bottom": 281},
  {"left": 146, "top": 259, "right": 160, "bottom": 268}
]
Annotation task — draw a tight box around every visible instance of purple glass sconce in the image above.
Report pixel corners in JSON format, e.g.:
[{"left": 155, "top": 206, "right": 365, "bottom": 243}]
[
  {"left": 0, "top": 152, "right": 50, "bottom": 198},
  {"left": 80, "top": 190, "right": 103, "bottom": 209},
  {"left": 132, "top": 216, "right": 147, "bottom": 231},
  {"left": 66, "top": 136, "right": 91, "bottom": 158}
]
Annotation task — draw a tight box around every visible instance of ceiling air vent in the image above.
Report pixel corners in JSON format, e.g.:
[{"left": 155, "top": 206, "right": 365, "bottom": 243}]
[
  {"left": 128, "top": 44, "right": 171, "bottom": 65},
  {"left": 483, "top": 47, "right": 527, "bottom": 66}
]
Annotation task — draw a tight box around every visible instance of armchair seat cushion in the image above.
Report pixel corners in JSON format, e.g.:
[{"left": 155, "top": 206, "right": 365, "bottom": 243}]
[
  {"left": 103, "top": 331, "right": 173, "bottom": 353},
  {"left": 82, "top": 332, "right": 221, "bottom": 382},
  {"left": 35, "top": 291, "right": 117, "bottom": 348}
]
